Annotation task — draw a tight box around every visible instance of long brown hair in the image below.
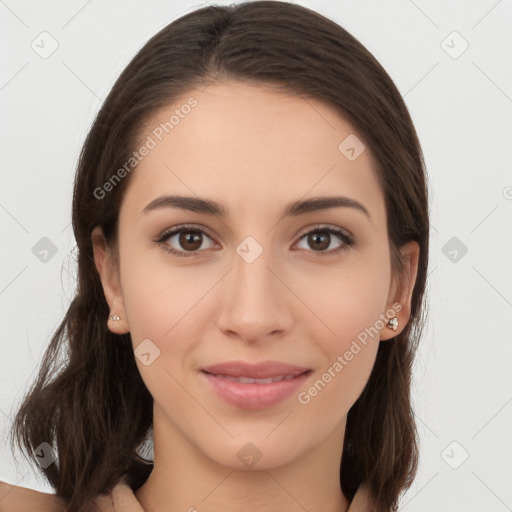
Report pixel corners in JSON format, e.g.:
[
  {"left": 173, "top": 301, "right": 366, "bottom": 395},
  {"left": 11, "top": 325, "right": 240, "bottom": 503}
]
[{"left": 9, "top": 2, "right": 429, "bottom": 511}]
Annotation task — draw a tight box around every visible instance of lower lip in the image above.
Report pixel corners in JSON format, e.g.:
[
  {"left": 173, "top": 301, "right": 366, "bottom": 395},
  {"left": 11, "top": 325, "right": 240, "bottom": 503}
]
[{"left": 200, "top": 371, "right": 311, "bottom": 410}]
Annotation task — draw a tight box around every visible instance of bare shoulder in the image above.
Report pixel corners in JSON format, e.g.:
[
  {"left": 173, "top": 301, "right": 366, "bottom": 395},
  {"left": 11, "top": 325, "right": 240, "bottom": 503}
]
[{"left": 0, "top": 481, "right": 67, "bottom": 512}]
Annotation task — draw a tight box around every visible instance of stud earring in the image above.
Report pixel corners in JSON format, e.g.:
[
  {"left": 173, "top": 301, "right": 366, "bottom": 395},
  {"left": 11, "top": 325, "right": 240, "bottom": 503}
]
[
  {"left": 110, "top": 314, "right": 121, "bottom": 321},
  {"left": 387, "top": 317, "right": 399, "bottom": 331}
]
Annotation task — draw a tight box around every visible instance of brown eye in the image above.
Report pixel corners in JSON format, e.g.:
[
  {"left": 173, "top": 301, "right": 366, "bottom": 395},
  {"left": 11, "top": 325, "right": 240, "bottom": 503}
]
[
  {"left": 157, "top": 226, "right": 216, "bottom": 257},
  {"left": 306, "top": 232, "right": 330, "bottom": 251},
  {"left": 296, "top": 226, "right": 353, "bottom": 255},
  {"left": 178, "top": 230, "right": 203, "bottom": 251}
]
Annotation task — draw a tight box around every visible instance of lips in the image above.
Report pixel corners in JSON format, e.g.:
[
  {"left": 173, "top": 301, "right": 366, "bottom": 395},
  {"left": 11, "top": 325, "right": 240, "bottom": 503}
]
[
  {"left": 214, "top": 374, "right": 300, "bottom": 384},
  {"left": 200, "top": 360, "right": 311, "bottom": 379},
  {"left": 199, "top": 360, "right": 312, "bottom": 409}
]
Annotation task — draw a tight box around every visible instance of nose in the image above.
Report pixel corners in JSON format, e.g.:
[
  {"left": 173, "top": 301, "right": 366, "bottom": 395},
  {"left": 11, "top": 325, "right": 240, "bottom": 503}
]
[{"left": 216, "top": 244, "right": 293, "bottom": 344}]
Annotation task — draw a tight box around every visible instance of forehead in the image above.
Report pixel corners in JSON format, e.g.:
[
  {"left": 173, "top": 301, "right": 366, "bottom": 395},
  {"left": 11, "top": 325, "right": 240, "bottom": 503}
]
[{"left": 120, "top": 81, "right": 385, "bottom": 226}]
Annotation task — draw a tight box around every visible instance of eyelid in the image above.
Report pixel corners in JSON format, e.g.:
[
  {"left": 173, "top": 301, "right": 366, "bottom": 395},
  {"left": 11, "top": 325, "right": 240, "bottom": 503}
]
[
  {"left": 155, "top": 223, "right": 214, "bottom": 238},
  {"left": 295, "top": 223, "right": 352, "bottom": 239}
]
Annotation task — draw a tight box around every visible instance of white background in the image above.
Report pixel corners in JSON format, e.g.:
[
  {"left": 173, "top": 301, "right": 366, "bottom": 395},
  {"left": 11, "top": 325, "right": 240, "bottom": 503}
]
[{"left": 1, "top": 0, "right": 511, "bottom": 510}]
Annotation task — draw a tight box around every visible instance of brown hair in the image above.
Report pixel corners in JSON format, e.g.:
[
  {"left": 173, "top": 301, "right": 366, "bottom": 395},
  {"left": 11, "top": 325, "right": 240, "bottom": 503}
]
[{"left": 9, "top": 2, "right": 429, "bottom": 511}]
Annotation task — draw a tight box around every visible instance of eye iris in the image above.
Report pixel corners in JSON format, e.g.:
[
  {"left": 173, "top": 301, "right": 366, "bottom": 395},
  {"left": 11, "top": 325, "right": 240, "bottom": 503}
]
[
  {"left": 179, "top": 231, "right": 202, "bottom": 251},
  {"left": 309, "top": 232, "right": 330, "bottom": 251}
]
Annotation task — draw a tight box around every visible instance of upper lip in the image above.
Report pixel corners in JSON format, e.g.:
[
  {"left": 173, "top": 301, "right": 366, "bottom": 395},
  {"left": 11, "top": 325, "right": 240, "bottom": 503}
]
[{"left": 201, "top": 360, "right": 311, "bottom": 379}]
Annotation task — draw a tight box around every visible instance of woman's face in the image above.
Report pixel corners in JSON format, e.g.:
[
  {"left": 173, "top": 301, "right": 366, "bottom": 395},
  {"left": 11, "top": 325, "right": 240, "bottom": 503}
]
[{"left": 93, "top": 80, "right": 418, "bottom": 471}]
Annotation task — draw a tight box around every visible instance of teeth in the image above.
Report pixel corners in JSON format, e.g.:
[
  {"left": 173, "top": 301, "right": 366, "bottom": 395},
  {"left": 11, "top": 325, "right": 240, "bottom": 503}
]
[{"left": 217, "top": 374, "right": 299, "bottom": 384}]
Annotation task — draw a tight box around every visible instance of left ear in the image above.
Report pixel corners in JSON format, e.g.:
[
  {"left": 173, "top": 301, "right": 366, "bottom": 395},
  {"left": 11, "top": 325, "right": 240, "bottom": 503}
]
[{"left": 380, "top": 240, "right": 420, "bottom": 340}]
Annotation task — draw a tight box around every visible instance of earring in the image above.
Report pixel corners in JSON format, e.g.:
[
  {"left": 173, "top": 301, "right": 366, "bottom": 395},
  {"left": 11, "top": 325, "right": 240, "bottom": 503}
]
[
  {"left": 387, "top": 317, "right": 399, "bottom": 331},
  {"left": 110, "top": 314, "right": 121, "bottom": 321}
]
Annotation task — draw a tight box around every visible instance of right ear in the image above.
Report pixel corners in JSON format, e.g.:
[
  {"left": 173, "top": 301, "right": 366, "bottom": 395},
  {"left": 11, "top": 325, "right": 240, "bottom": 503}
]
[{"left": 91, "top": 226, "right": 130, "bottom": 335}]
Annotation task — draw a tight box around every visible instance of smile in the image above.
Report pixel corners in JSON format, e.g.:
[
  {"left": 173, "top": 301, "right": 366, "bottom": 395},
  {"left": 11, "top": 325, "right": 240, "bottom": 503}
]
[{"left": 200, "top": 370, "right": 312, "bottom": 410}]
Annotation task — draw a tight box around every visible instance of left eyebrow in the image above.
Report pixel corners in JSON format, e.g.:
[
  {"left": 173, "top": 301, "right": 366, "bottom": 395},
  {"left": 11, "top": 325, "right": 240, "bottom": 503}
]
[{"left": 142, "top": 194, "right": 371, "bottom": 222}]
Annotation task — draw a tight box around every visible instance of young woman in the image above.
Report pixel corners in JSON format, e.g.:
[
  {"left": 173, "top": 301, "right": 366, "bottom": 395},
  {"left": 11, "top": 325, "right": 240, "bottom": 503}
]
[{"left": 4, "top": 1, "right": 429, "bottom": 511}]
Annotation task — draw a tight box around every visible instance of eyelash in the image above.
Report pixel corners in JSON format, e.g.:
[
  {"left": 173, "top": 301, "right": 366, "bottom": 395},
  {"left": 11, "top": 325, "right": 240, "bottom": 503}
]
[{"left": 154, "top": 223, "right": 355, "bottom": 259}]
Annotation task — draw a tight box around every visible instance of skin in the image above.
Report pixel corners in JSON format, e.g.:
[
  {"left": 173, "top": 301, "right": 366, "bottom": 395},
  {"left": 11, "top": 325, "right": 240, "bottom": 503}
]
[{"left": 92, "top": 80, "right": 419, "bottom": 512}]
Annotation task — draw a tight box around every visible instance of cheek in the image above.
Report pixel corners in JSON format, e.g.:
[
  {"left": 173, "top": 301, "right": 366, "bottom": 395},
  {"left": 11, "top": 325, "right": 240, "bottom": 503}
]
[
  {"left": 118, "top": 250, "right": 206, "bottom": 403},
  {"left": 119, "top": 244, "right": 209, "bottom": 339},
  {"left": 297, "top": 263, "right": 389, "bottom": 413},
  {"left": 298, "top": 318, "right": 381, "bottom": 424},
  {"left": 327, "top": 288, "right": 388, "bottom": 349},
  {"left": 299, "top": 257, "right": 390, "bottom": 348},
  {"left": 118, "top": 248, "right": 216, "bottom": 389}
]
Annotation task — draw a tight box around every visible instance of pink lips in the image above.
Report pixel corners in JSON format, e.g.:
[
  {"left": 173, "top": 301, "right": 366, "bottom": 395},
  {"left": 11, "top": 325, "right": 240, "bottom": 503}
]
[{"left": 200, "top": 360, "right": 312, "bottom": 410}]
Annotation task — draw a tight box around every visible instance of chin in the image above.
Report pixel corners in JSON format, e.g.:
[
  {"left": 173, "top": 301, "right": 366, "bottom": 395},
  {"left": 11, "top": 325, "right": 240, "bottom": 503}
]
[{"left": 197, "top": 432, "right": 312, "bottom": 472}]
